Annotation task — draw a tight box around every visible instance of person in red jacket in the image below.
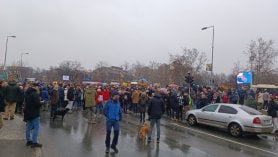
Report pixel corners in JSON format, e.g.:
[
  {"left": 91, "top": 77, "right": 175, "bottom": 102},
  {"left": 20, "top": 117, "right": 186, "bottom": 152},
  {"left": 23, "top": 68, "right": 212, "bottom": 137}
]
[
  {"left": 103, "top": 88, "right": 110, "bottom": 104},
  {"left": 96, "top": 88, "right": 104, "bottom": 118}
]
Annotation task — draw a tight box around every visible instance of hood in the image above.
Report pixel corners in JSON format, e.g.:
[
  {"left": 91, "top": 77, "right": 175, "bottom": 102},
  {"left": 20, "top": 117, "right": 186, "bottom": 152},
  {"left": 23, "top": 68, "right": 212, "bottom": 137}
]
[
  {"left": 26, "top": 87, "right": 37, "bottom": 95},
  {"left": 154, "top": 93, "right": 162, "bottom": 98},
  {"left": 8, "top": 80, "right": 17, "bottom": 86},
  {"left": 85, "top": 88, "right": 94, "bottom": 94}
]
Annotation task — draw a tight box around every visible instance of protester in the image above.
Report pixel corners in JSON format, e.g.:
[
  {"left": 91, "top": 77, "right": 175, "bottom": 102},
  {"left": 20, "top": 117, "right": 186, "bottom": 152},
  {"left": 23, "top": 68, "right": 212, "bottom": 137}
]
[
  {"left": 147, "top": 88, "right": 165, "bottom": 143},
  {"left": 131, "top": 89, "right": 140, "bottom": 115},
  {"left": 3, "top": 79, "right": 20, "bottom": 120},
  {"left": 268, "top": 96, "right": 278, "bottom": 133},
  {"left": 24, "top": 83, "right": 42, "bottom": 148},
  {"left": 58, "top": 84, "right": 65, "bottom": 108},
  {"left": 50, "top": 85, "right": 59, "bottom": 118},
  {"left": 66, "top": 84, "right": 75, "bottom": 112},
  {"left": 0, "top": 81, "right": 4, "bottom": 128},
  {"left": 84, "top": 85, "right": 97, "bottom": 124},
  {"left": 103, "top": 91, "right": 122, "bottom": 154},
  {"left": 41, "top": 86, "right": 50, "bottom": 111},
  {"left": 16, "top": 85, "right": 24, "bottom": 114},
  {"left": 139, "top": 92, "right": 148, "bottom": 123}
]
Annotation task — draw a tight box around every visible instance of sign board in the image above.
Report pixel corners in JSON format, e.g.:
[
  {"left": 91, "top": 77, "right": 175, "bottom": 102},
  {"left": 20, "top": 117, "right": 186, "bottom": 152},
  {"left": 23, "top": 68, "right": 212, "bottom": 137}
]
[
  {"left": 237, "top": 72, "right": 252, "bottom": 84},
  {"left": 206, "top": 64, "right": 212, "bottom": 71},
  {"left": 62, "top": 75, "right": 70, "bottom": 81}
]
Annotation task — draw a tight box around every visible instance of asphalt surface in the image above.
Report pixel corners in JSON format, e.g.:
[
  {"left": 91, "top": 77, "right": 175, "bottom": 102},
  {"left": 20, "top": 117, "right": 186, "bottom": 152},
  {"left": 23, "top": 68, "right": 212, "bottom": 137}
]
[{"left": 1, "top": 111, "right": 278, "bottom": 157}]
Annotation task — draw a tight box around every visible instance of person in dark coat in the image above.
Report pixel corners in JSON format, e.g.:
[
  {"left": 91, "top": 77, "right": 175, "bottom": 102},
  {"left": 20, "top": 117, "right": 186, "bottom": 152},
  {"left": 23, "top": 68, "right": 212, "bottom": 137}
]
[
  {"left": 3, "top": 79, "right": 20, "bottom": 120},
  {"left": 139, "top": 92, "right": 148, "bottom": 123},
  {"left": 16, "top": 86, "right": 24, "bottom": 114},
  {"left": 66, "top": 84, "right": 75, "bottom": 112},
  {"left": 24, "top": 83, "right": 42, "bottom": 148},
  {"left": 268, "top": 96, "right": 278, "bottom": 133},
  {"left": 147, "top": 89, "right": 165, "bottom": 143},
  {"left": 0, "top": 81, "right": 5, "bottom": 113},
  {"left": 0, "top": 81, "right": 5, "bottom": 129}
]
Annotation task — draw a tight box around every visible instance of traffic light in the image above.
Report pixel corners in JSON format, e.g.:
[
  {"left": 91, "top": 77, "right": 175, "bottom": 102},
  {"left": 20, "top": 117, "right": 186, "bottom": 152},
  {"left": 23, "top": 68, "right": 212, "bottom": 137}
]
[{"left": 185, "top": 73, "right": 194, "bottom": 85}]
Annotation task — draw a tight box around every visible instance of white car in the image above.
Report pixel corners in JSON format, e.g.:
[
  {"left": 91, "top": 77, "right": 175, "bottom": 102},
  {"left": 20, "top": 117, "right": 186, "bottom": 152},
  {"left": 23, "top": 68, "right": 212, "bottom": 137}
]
[{"left": 185, "top": 103, "right": 273, "bottom": 137}]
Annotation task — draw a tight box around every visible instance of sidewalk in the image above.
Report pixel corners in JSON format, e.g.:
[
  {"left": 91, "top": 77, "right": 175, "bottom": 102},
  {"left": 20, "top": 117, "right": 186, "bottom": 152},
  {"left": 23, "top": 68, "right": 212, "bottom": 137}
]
[{"left": 0, "top": 115, "right": 42, "bottom": 157}]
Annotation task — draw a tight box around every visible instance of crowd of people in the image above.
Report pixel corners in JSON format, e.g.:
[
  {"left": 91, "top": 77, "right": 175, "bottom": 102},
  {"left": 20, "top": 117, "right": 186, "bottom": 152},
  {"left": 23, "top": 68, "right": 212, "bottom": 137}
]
[{"left": 1, "top": 79, "right": 278, "bottom": 152}]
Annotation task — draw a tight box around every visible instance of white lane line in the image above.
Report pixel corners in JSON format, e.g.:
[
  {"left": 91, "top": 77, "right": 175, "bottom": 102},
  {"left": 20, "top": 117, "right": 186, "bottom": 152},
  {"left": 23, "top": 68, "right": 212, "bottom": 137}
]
[{"left": 170, "top": 123, "right": 278, "bottom": 156}]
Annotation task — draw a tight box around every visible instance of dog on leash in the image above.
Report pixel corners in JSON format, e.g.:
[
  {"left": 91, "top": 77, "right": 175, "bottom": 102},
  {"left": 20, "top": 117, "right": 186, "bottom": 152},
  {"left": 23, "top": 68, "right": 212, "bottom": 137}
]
[
  {"left": 138, "top": 123, "right": 149, "bottom": 140},
  {"left": 53, "top": 108, "right": 69, "bottom": 122}
]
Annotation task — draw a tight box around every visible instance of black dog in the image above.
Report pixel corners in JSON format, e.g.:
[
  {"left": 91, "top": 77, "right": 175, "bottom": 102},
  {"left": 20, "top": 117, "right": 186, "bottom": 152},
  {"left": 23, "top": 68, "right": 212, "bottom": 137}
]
[{"left": 53, "top": 108, "right": 69, "bottom": 122}]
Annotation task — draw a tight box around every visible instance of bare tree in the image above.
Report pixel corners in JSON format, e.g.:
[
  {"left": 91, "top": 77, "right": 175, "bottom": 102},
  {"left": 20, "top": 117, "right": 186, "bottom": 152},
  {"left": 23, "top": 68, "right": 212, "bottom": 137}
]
[
  {"left": 57, "top": 60, "right": 83, "bottom": 82},
  {"left": 169, "top": 47, "right": 208, "bottom": 85},
  {"left": 245, "top": 38, "right": 278, "bottom": 84}
]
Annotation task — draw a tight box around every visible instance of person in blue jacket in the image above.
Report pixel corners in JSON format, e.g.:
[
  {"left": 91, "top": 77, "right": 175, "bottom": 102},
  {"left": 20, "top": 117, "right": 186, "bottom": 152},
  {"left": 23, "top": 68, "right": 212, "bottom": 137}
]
[{"left": 103, "top": 91, "right": 122, "bottom": 154}]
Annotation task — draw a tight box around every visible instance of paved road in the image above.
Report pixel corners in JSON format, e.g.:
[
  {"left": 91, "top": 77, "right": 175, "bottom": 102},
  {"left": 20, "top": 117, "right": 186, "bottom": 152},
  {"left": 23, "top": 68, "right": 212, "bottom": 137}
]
[{"left": 36, "top": 111, "right": 278, "bottom": 157}]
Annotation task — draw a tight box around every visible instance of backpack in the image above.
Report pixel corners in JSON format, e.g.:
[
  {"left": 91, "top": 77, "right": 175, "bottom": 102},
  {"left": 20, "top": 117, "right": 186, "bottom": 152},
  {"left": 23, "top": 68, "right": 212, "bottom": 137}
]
[{"left": 140, "top": 96, "right": 148, "bottom": 106}]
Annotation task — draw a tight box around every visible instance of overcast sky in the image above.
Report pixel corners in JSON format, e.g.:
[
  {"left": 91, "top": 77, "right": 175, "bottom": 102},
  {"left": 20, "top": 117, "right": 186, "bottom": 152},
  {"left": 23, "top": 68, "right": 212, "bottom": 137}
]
[{"left": 0, "top": 0, "right": 278, "bottom": 74}]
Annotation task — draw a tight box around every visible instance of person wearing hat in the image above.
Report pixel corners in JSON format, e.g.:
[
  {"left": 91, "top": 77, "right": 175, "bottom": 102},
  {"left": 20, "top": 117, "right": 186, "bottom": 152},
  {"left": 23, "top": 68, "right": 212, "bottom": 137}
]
[
  {"left": 268, "top": 95, "right": 278, "bottom": 133},
  {"left": 103, "top": 91, "right": 122, "bottom": 154},
  {"left": 24, "top": 83, "right": 43, "bottom": 148}
]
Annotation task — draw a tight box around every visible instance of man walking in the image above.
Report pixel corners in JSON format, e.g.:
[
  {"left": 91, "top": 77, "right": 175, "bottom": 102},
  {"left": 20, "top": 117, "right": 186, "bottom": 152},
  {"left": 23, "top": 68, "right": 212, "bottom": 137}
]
[
  {"left": 147, "top": 88, "right": 165, "bottom": 143},
  {"left": 103, "top": 91, "right": 122, "bottom": 154},
  {"left": 24, "top": 83, "right": 42, "bottom": 148},
  {"left": 3, "top": 79, "right": 20, "bottom": 120}
]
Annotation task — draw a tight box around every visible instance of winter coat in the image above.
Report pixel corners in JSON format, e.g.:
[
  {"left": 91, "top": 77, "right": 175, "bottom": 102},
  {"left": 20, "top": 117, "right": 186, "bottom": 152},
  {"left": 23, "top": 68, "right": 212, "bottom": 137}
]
[
  {"left": 148, "top": 94, "right": 165, "bottom": 119},
  {"left": 169, "top": 92, "right": 179, "bottom": 109},
  {"left": 84, "top": 88, "right": 96, "bottom": 108},
  {"left": 50, "top": 89, "right": 59, "bottom": 105},
  {"left": 103, "top": 90, "right": 110, "bottom": 101},
  {"left": 268, "top": 100, "right": 278, "bottom": 118},
  {"left": 41, "top": 89, "right": 50, "bottom": 101},
  {"left": 96, "top": 91, "right": 104, "bottom": 105},
  {"left": 24, "top": 87, "right": 42, "bottom": 121},
  {"left": 139, "top": 95, "right": 148, "bottom": 113},
  {"left": 0, "top": 86, "right": 5, "bottom": 112},
  {"left": 103, "top": 99, "right": 122, "bottom": 121},
  {"left": 67, "top": 87, "right": 75, "bottom": 101},
  {"left": 58, "top": 87, "right": 65, "bottom": 100},
  {"left": 131, "top": 91, "right": 140, "bottom": 104},
  {"left": 4, "top": 80, "right": 20, "bottom": 103}
]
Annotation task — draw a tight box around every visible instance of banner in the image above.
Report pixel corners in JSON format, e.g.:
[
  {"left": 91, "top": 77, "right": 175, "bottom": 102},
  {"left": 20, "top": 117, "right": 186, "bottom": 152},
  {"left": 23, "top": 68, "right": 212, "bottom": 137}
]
[
  {"left": 62, "top": 75, "right": 70, "bottom": 81},
  {"left": 237, "top": 72, "right": 252, "bottom": 84}
]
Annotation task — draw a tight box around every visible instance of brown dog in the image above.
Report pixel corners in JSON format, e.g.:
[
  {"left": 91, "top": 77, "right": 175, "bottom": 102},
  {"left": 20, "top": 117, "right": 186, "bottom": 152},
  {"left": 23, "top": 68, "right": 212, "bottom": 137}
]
[{"left": 139, "top": 123, "right": 149, "bottom": 140}]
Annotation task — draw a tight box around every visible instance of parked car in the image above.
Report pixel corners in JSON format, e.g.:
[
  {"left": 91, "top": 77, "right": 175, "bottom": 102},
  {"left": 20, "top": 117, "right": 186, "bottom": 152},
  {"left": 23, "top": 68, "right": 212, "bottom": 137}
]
[{"left": 185, "top": 103, "right": 273, "bottom": 137}]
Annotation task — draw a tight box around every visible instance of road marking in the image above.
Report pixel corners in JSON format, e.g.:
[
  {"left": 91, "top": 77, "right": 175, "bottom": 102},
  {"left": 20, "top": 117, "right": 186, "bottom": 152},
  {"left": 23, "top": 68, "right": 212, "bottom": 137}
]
[{"left": 170, "top": 123, "right": 278, "bottom": 156}]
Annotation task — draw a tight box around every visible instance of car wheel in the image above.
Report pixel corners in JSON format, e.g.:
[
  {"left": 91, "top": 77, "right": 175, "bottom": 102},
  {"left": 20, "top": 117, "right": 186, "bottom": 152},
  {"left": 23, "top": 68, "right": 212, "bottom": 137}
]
[
  {"left": 188, "top": 115, "right": 197, "bottom": 126},
  {"left": 229, "top": 123, "right": 242, "bottom": 137}
]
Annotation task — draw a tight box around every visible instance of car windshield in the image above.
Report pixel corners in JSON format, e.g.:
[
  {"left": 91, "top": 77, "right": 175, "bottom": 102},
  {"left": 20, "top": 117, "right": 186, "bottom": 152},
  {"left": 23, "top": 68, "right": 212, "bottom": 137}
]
[{"left": 239, "top": 106, "right": 262, "bottom": 115}]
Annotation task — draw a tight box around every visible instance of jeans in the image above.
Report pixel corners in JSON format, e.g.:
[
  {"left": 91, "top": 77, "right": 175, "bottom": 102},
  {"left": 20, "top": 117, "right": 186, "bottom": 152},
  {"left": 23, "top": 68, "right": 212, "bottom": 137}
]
[
  {"left": 26, "top": 117, "right": 40, "bottom": 143},
  {"left": 105, "top": 120, "right": 120, "bottom": 148},
  {"left": 74, "top": 98, "right": 81, "bottom": 108},
  {"left": 50, "top": 104, "right": 57, "bottom": 117},
  {"left": 148, "top": 119, "right": 161, "bottom": 139},
  {"left": 96, "top": 103, "right": 103, "bottom": 114},
  {"left": 133, "top": 103, "right": 138, "bottom": 114},
  {"left": 140, "top": 112, "right": 145, "bottom": 123}
]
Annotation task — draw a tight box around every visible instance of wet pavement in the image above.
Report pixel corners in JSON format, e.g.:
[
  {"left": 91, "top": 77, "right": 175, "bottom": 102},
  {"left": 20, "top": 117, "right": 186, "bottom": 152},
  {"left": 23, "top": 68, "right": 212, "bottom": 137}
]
[
  {"left": 0, "top": 115, "right": 41, "bottom": 157},
  {"left": 38, "top": 111, "right": 278, "bottom": 157}
]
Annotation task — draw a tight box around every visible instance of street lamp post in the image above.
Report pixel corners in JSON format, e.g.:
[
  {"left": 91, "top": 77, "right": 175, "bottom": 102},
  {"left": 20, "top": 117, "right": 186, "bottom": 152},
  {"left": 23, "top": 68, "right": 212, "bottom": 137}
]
[
  {"left": 201, "top": 26, "right": 214, "bottom": 87},
  {"left": 20, "top": 52, "right": 29, "bottom": 81},
  {"left": 20, "top": 52, "right": 29, "bottom": 67},
  {"left": 3, "top": 35, "right": 16, "bottom": 71}
]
